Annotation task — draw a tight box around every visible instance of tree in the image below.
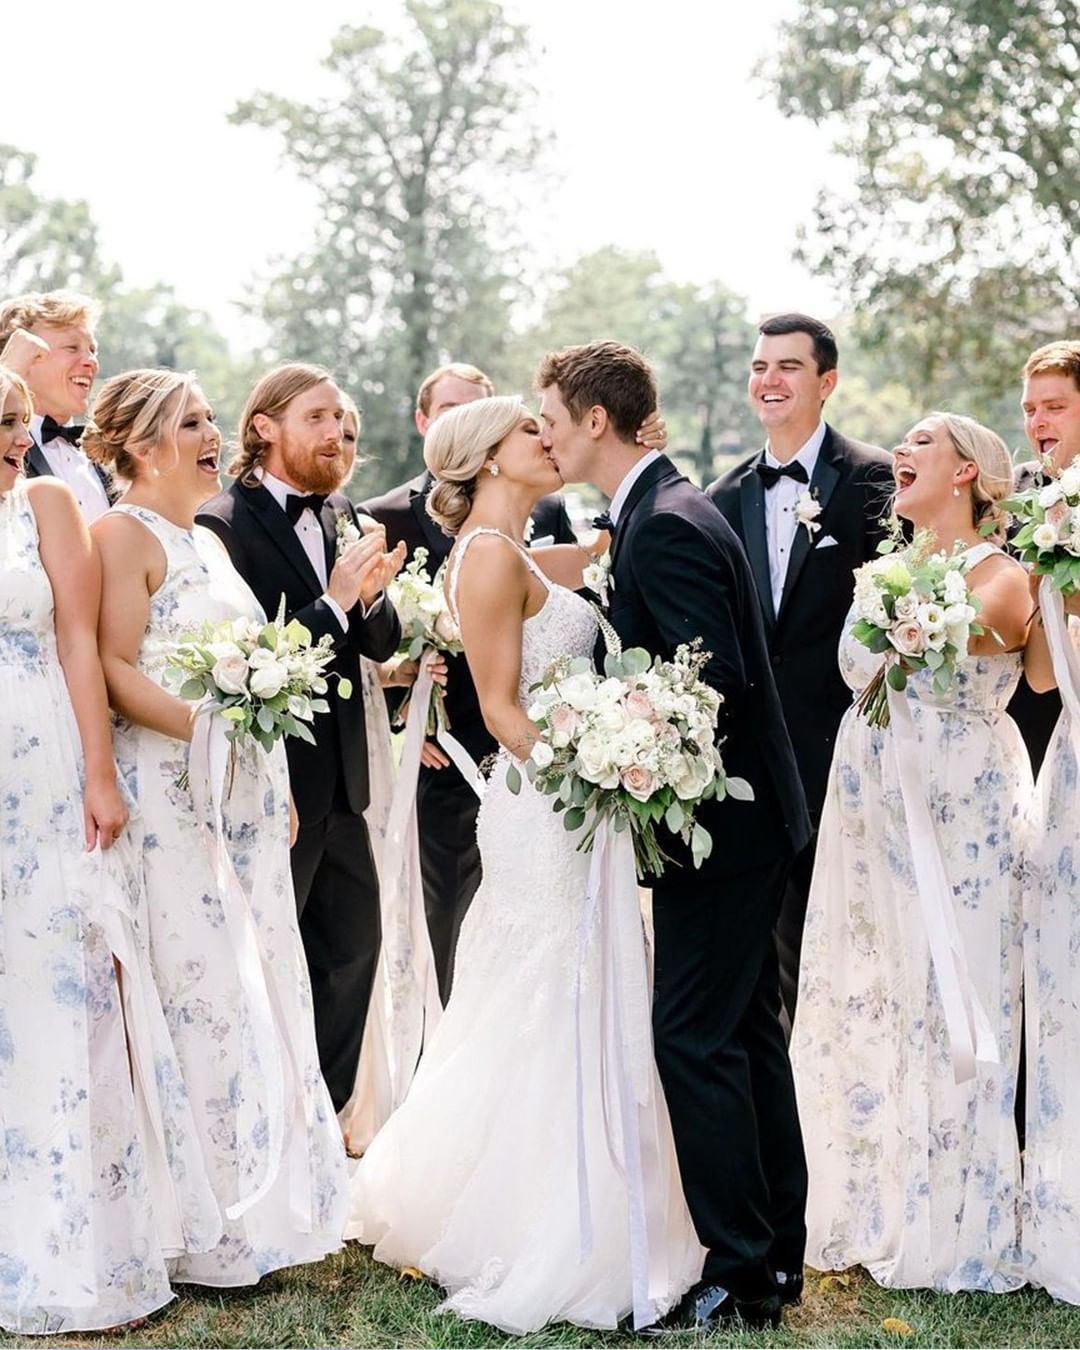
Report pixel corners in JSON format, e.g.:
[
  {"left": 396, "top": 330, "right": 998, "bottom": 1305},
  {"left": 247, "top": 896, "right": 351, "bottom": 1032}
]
[
  {"left": 764, "top": 0, "right": 1080, "bottom": 444},
  {"left": 515, "top": 247, "right": 760, "bottom": 484},
  {"left": 0, "top": 145, "right": 118, "bottom": 295},
  {"left": 232, "top": 0, "right": 545, "bottom": 494},
  {"left": 0, "top": 148, "right": 249, "bottom": 436}
]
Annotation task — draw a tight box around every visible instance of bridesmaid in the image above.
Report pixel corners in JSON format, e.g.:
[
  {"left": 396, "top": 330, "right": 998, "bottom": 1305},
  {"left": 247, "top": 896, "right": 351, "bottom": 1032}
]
[
  {"left": 89, "top": 369, "right": 347, "bottom": 1287},
  {"left": 0, "top": 366, "right": 180, "bottom": 1332},
  {"left": 791, "top": 412, "right": 1032, "bottom": 1291},
  {"left": 1019, "top": 471, "right": 1080, "bottom": 1305}
]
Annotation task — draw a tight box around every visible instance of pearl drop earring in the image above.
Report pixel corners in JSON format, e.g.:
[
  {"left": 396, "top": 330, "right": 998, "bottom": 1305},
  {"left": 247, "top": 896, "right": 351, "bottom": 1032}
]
[
  {"left": 487, "top": 462, "right": 500, "bottom": 477},
  {"left": 952, "top": 485, "right": 960, "bottom": 498}
]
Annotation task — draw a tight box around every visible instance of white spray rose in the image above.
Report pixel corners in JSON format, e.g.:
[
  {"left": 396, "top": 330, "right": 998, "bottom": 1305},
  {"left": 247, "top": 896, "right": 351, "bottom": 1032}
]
[
  {"left": 249, "top": 660, "right": 288, "bottom": 698},
  {"left": 211, "top": 654, "right": 249, "bottom": 695},
  {"left": 1033, "top": 521, "right": 1061, "bottom": 551},
  {"left": 529, "top": 739, "right": 555, "bottom": 769}
]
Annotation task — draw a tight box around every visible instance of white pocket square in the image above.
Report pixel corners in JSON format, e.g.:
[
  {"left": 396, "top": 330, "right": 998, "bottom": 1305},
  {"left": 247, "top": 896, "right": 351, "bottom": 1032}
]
[
  {"left": 530, "top": 534, "right": 555, "bottom": 549},
  {"left": 815, "top": 534, "right": 839, "bottom": 549}
]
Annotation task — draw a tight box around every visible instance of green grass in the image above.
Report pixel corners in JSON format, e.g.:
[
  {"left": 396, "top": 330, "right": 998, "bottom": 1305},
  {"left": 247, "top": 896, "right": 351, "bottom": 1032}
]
[{"left": 4, "top": 1251, "right": 1080, "bottom": 1349}]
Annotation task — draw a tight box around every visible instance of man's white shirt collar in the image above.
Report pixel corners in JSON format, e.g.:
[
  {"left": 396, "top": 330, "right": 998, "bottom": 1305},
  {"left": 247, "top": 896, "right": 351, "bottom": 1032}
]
[
  {"left": 608, "top": 450, "right": 662, "bottom": 527},
  {"left": 764, "top": 421, "right": 826, "bottom": 477}
]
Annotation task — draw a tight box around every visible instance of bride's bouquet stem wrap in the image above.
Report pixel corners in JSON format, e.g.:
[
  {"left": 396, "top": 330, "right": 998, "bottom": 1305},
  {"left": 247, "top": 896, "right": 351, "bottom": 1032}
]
[
  {"left": 187, "top": 707, "right": 313, "bottom": 1227},
  {"left": 574, "top": 818, "right": 671, "bottom": 1331}
]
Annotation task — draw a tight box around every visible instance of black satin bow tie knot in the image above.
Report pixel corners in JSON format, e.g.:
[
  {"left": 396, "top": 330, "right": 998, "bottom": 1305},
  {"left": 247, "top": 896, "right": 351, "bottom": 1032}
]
[
  {"left": 756, "top": 459, "right": 809, "bottom": 490},
  {"left": 592, "top": 510, "right": 615, "bottom": 532},
  {"left": 40, "top": 415, "right": 83, "bottom": 447},
  {"left": 284, "top": 492, "right": 327, "bottom": 524}
]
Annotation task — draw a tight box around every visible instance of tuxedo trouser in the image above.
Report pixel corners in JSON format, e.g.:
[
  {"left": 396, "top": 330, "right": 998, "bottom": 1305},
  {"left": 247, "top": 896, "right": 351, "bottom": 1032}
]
[
  {"left": 651, "top": 856, "right": 808, "bottom": 1298},
  {"left": 775, "top": 832, "right": 818, "bottom": 1037},
  {"left": 291, "top": 806, "right": 381, "bottom": 1112},
  {"left": 416, "top": 765, "right": 483, "bottom": 1006}
]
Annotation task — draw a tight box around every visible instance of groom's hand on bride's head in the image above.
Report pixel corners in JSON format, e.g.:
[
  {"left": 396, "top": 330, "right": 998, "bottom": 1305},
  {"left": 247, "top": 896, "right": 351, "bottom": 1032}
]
[{"left": 636, "top": 410, "right": 666, "bottom": 451}]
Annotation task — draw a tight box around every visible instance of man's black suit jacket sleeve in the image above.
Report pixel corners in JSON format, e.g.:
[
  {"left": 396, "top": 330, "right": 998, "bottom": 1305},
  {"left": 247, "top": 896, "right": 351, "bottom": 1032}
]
[{"left": 625, "top": 510, "right": 748, "bottom": 712}]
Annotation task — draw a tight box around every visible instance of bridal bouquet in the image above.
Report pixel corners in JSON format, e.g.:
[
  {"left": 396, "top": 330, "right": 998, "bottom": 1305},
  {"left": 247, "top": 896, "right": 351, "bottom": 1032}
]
[
  {"left": 509, "top": 637, "right": 753, "bottom": 876},
  {"left": 1002, "top": 461, "right": 1080, "bottom": 595},
  {"left": 164, "top": 596, "right": 351, "bottom": 759},
  {"left": 849, "top": 537, "right": 984, "bottom": 727},
  {"left": 386, "top": 545, "right": 463, "bottom": 733}
]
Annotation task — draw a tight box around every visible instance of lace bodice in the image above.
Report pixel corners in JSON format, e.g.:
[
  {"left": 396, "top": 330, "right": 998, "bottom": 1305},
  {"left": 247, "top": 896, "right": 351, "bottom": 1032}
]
[
  {"left": 109, "top": 506, "right": 266, "bottom": 684},
  {"left": 448, "top": 528, "right": 598, "bottom": 704},
  {"left": 0, "top": 480, "right": 57, "bottom": 674},
  {"left": 838, "top": 543, "right": 1023, "bottom": 715}
]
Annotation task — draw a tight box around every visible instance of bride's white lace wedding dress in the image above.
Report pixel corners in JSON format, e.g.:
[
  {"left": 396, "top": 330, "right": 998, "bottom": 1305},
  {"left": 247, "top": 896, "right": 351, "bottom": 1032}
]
[{"left": 347, "top": 528, "right": 702, "bottom": 1334}]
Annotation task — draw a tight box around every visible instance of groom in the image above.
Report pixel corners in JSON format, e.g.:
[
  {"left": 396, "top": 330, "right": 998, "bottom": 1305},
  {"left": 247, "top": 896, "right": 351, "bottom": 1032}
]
[
  {"left": 539, "top": 340, "right": 811, "bottom": 1332},
  {"left": 198, "top": 363, "right": 403, "bottom": 1112}
]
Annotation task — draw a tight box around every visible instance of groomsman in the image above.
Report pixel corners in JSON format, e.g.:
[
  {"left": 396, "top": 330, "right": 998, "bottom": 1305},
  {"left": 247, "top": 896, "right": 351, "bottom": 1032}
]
[
  {"left": 360, "top": 362, "right": 576, "bottom": 1003},
  {"left": 197, "top": 364, "right": 403, "bottom": 1112},
  {"left": 1006, "top": 339, "right": 1080, "bottom": 774},
  {"left": 539, "top": 339, "right": 810, "bottom": 1329},
  {"left": 0, "top": 291, "right": 112, "bottom": 519},
  {"left": 707, "top": 313, "right": 893, "bottom": 1029}
]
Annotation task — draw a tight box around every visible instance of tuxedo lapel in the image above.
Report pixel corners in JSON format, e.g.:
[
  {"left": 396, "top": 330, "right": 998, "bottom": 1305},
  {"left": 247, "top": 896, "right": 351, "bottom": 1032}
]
[
  {"left": 609, "top": 455, "right": 681, "bottom": 571},
  {"left": 409, "top": 472, "right": 452, "bottom": 562},
  {"left": 739, "top": 456, "right": 776, "bottom": 629},
  {"left": 319, "top": 498, "right": 341, "bottom": 577},
  {"left": 25, "top": 436, "right": 53, "bottom": 480},
  {"left": 777, "top": 427, "right": 843, "bottom": 627},
  {"left": 238, "top": 481, "right": 323, "bottom": 597}
]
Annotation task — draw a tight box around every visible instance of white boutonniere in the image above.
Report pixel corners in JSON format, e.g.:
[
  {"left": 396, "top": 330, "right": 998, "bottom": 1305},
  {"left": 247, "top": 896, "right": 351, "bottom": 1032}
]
[
  {"left": 523, "top": 516, "right": 536, "bottom": 544},
  {"left": 335, "top": 513, "right": 362, "bottom": 556},
  {"left": 583, "top": 552, "right": 612, "bottom": 605},
  {"left": 795, "top": 488, "right": 822, "bottom": 540}
]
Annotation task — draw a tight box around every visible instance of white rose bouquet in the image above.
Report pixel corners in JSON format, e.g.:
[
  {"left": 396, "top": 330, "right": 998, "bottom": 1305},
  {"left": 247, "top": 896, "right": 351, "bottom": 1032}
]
[
  {"left": 849, "top": 534, "right": 986, "bottom": 727},
  {"left": 164, "top": 597, "right": 351, "bottom": 778},
  {"left": 1002, "top": 461, "right": 1080, "bottom": 594},
  {"left": 387, "top": 545, "right": 463, "bottom": 734},
  {"left": 509, "top": 638, "right": 753, "bottom": 877}
]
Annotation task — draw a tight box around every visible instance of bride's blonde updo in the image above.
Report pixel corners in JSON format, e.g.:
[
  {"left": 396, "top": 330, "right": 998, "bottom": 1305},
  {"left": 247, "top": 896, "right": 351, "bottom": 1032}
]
[
  {"left": 424, "top": 395, "right": 532, "bottom": 534},
  {"left": 934, "top": 411, "right": 1014, "bottom": 543},
  {"left": 84, "top": 369, "right": 196, "bottom": 479}
]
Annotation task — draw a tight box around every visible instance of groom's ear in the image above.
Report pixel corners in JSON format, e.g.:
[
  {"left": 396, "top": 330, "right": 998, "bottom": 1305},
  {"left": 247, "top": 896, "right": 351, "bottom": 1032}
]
[{"left": 588, "top": 405, "right": 609, "bottom": 440}]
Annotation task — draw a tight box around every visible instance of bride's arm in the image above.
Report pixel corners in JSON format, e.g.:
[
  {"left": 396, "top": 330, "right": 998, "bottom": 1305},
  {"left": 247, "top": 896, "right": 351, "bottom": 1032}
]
[
  {"left": 455, "top": 536, "right": 541, "bottom": 762},
  {"left": 528, "top": 529, "right": 610, "bottom": 590},
  {"left": 93, "top": 513, "right": 197, "bottom": 742}
]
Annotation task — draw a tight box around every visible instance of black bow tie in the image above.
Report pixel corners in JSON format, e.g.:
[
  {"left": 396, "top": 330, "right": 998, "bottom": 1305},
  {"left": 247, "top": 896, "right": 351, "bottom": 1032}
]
[
  {"left": 756, "top": 459, "right": 809, "bottom": 490},
  {"left": 284, "top": 492, "right": 327, "bottom": 524},
  {"left": 592, "top": 510, "right": 615, "bottom": 532},
  {"left": 40, "top": 415, "right": 83, "bottom": 447}
]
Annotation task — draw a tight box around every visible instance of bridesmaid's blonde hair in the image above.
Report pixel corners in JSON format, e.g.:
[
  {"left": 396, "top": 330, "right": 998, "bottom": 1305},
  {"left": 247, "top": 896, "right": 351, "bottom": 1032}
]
[
  {"left": 933, "top": 412, "right": 1014, "bottom": 544},
  {"left": 84, "top": 369, "right": 196, "bottom": 480},
  {"left": 0, "top": 365, "right": 33, "bottom": 423}
]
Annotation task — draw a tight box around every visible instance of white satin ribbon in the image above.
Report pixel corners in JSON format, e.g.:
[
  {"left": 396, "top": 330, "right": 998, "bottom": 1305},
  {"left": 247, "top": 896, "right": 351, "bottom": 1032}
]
[
  {"left": 188, "top": 711, "right": 302, "bottom": 1222},
  {"left": 574, "top": 819, "right": 669, "bottom": 1330},
  {"left": 887, "top": 685, "right": 999, "bottom": 1083},
  {"left": 1039, "top": 578, "right": 1080, "bottom": 726}
]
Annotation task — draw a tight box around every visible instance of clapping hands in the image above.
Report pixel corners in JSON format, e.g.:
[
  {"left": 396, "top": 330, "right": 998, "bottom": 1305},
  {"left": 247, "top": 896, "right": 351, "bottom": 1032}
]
[{"left": 328, "top": 525, "right": 407, "bottom": 611}]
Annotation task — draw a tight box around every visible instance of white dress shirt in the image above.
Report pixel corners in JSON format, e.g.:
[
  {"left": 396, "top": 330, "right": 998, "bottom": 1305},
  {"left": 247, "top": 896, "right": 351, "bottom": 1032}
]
[
  {"left": 258, "top": 469, "right": 352, "bottom": 633},
  {"left": 763, "top": 422, "right": 826, "bottom": 613},
  {"left": 607, "top": 450, "right": 662, "bottom": 527},
  {"left": 31, "top": 414, "right": 111, "bottom": 523}
]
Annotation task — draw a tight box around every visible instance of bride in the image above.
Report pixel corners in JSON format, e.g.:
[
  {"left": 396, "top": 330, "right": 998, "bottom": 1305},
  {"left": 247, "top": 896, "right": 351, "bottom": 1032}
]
[{"left": 346, "top": 395, "right": 702, "bottom": 1333}]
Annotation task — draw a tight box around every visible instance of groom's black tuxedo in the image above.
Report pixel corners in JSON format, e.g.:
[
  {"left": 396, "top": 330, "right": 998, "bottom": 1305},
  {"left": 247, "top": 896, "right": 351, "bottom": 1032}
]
[
  {"left": 707, "top": 426, "right": 893, "bottom": 1025},
  {"left": 603, "top": 454, "right": 809, "bottom": 1301},
  {"left": 360, "top": 469, "right": 575, "bottom": 1000},
  {"left": 197, "top": 479, "right": 401, "bottom": 1109}
]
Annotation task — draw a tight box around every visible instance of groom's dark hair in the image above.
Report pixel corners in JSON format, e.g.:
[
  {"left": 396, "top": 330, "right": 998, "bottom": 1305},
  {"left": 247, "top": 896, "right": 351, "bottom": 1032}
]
[{"left": 536, "top": 340, "right": 656, "bottom": 442}]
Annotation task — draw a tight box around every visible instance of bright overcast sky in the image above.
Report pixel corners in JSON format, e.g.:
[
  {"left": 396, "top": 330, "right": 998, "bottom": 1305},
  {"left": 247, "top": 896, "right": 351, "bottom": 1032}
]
[{"left": 3, "top": 0, "right": 845, "bottom": 344}]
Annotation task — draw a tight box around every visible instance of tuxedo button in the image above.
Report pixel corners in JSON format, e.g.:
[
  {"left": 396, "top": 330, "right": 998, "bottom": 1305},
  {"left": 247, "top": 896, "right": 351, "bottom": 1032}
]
[{"left": 771, "top": 653, "right": 784, "bottom": 667}]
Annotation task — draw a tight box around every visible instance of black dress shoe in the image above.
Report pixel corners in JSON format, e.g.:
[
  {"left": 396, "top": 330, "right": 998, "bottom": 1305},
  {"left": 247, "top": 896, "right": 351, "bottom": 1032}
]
[
  {"left": 643, "top": 1281, "right": 782, "bottom": 1334},
  {"left": 775, "top": 1268, "right": 803, "bottom": 1306}
]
